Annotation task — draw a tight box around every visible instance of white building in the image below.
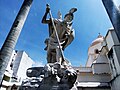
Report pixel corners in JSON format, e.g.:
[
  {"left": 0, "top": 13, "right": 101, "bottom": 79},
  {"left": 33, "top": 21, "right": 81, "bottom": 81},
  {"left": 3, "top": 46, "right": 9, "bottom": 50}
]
[
  {"left": 74, "top": 28, "right": 120, "bottom": 90},
  {"left": 2, "top": 50, "right": 34, "bottom": 90}
]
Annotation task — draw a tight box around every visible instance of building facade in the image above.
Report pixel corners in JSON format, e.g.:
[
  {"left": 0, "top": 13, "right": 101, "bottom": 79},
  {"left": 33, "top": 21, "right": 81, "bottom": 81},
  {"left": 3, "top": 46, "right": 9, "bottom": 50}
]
[
  {"left": 1, "top": 50, "right": 34, "bottom": 90},
  {"left": 74, "top": 28, "right": 120, "bottom": 90}
]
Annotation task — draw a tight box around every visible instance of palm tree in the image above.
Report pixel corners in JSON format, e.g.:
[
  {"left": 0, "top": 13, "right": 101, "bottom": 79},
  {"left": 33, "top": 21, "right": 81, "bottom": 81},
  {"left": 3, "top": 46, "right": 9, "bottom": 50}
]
[{"left": 0, "top": 0, "right": 33, "bottom": 85}]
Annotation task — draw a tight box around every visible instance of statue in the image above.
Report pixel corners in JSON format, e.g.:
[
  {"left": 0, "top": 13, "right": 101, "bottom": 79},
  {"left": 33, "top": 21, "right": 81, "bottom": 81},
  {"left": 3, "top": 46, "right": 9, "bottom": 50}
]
[
  {"left": 42, "top": 4, "right": 77, "bottom": 64},
  {"left": 20, "top": 4, "right": 77, "bottom": 90}
]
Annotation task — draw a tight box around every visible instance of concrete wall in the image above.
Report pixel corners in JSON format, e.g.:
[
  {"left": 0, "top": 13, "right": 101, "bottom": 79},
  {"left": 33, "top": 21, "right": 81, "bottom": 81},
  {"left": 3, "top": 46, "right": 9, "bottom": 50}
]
[
  {"left": 105, "top": 29, "right": 120, "bottom": 90},
  {"left": 111, "top": 75, "right": 120, "bottom": 90},
  {"left": 108, "top": 45, "right": 120, "bottom": 90},
  {"left": 88, "top": 43, "right": 102, "bottom": 55},
  {"left": 12, "top": 51, "right": 23, "bottom": 78},
  {"left": 107, "top": 45, "right": 120, "bottom": 79},
  {"left": 92, "top": 53, "right": 110, "bottom": 74},
  {"left": 16, "top": 51, "right": 34, "bottom": 82},
  {"left": 77, "top": 87, "right": 110, "bottom": 90},
  {"left": 112, "top": 45, "right": 120, "bottom": 75},
  {"left": 86, "top": 43, "right": 101, "bottom": 67},
  {"left": 74, "top": 67, "right": 92, "bottom": 73},
  {"left": 77, "top": 72, "right": 111, "bottom": 82},
  {"left": 92, "top": 63, "right": 110, "bottom": 74},
  {"left": 105, "top": 29, "right": 120, "bottom": 51},
  {"left": 6, "top": 50, "right": 16, "bottom": 72}
]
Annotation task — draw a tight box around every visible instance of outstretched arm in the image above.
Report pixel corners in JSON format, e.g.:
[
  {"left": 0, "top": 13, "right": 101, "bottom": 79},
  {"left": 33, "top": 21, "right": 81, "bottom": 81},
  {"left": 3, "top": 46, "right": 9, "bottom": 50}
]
[{"left": 41, "top": 5, "right": 51, "bottom": 24}]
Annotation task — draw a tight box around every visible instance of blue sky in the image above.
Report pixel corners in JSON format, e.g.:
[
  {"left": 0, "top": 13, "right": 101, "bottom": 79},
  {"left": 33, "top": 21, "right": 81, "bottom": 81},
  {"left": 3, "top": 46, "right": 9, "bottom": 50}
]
[{"left": 1, "top": 0, "right": 118, "bottom": 67}]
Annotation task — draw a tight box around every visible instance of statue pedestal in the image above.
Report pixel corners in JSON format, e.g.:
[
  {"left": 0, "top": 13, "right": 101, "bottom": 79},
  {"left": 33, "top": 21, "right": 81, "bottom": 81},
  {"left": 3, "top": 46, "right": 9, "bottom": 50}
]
[
  {"left": 38, "top": 75, "right": 70, "bottom": 90},
  {"left": 20, "top": 63, "right": 77, "bottom": 90}
]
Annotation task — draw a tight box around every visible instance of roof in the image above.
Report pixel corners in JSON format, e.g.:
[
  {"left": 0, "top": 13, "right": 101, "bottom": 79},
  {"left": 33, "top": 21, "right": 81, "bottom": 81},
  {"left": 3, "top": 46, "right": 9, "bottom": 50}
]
[
  {"left": 77, "top": 82, "right": 110, "bottom": 87},
  {"left": 91, "top": 34, "right": 104, "bottom": 46}
]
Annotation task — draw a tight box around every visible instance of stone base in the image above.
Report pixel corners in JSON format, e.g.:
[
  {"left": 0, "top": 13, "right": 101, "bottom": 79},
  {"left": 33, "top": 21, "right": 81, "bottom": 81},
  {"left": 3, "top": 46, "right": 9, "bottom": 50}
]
[
  {"left": 20, "top": 63, "right": 77, "bottom": 90},
  {"left": 38, "top": 84, "right": 69, "bottom": 90}
]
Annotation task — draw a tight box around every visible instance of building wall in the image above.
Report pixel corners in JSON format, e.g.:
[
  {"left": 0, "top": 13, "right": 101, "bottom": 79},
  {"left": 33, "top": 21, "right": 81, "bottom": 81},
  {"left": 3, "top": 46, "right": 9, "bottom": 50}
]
[
  {"left": 2, "top": 50, "right": 34, "bottom": 90},
  {"left": 105, "top": 29, "right": 120, "bottom": 51},
  {"left": 92, "top": 54, "right": 110, "bottom": 74},
  {"left": 77, "top": 72, "right": 111, "bottom": 82},
  {"left": 86, "top": 43, "right": 102, "bottom": 67},
  {"left": 75, "top": 29, "right": 120, "bottom": 90},
  {"left": 78, "top": 87, "right": 110, "bottom": 90},
  {"left": 107, "top": 45, "right": 120, "bottom": 90},
  {"left": 12, "top": 51, "right": 23, "bottom": 79},
  {"left": 92, "top": 63, "right": 110, "bottom": 74},
  {"left": 76, "top": 30, "right": 120, "bottom": 90},
  {"left": 106, "top": 30, "right": 120, "bottom": 78},
  {"left": 105, "top": 30, "right": 120, "bottom": 90},
  {"left": 88, "top": 43, "right": 102, "bottom": 55},
  {"left": 6, "top": 50, "right": 16, "bottom": 72},
  {"left": 111, "top": 75, "right": 120, "bottom": 90},
  {"left": 15, "top": 51, "right": 34, "bottom": 82}
]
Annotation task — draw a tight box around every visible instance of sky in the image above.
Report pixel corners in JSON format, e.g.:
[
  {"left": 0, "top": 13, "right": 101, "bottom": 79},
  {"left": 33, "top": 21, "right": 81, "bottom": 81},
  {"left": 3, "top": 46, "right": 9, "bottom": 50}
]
[{"left": 1, "top": 0, "right": 119, "bottom": 67}]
